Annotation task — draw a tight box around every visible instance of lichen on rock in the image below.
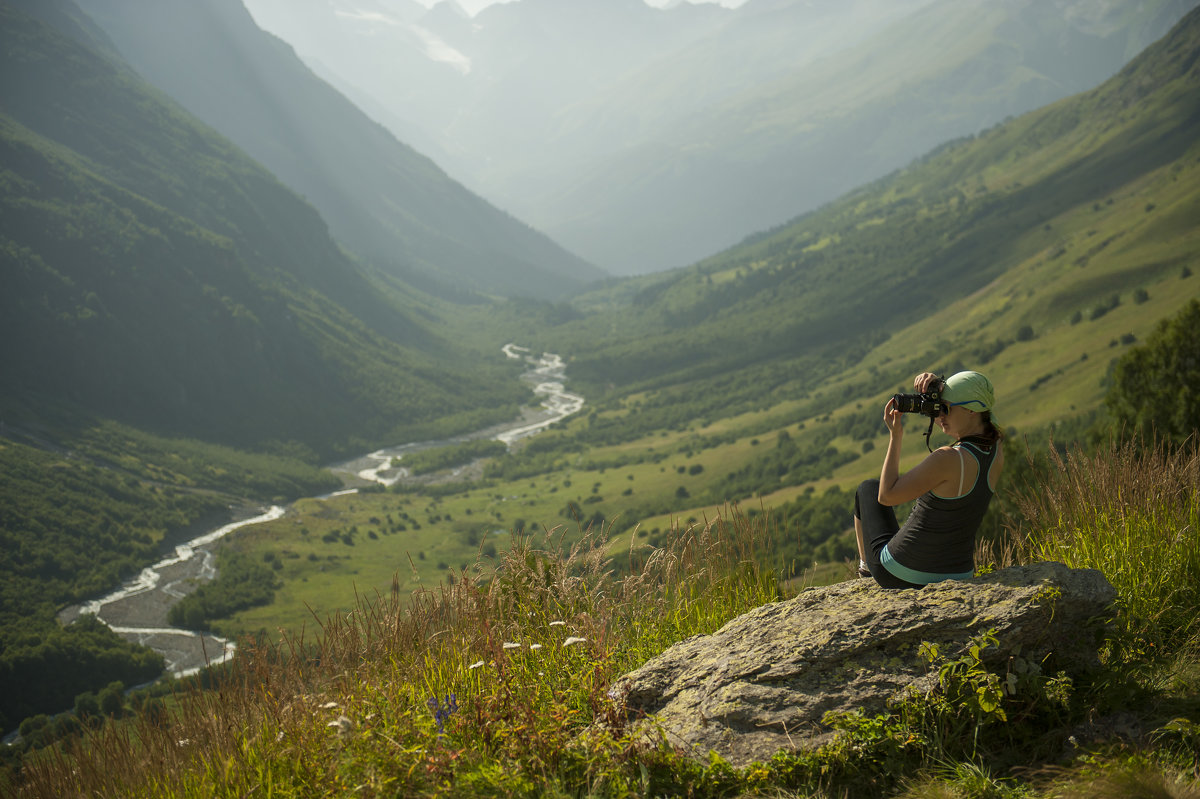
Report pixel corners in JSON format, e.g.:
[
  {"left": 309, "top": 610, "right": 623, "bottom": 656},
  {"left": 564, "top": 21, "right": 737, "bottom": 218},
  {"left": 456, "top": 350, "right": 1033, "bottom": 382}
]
[{"left": 610, "top": 562, "right": 1116, "bottom": 767}]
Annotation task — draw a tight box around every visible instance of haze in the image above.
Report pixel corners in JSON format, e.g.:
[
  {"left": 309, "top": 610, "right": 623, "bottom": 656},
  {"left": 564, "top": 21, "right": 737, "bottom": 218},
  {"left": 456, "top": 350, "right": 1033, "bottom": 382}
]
[
  {"left": 411, "top": 0, "right": 749, "bottom": 14},
  {"left": 237, "top": 0, "right": 1195, "bottom": 276}
]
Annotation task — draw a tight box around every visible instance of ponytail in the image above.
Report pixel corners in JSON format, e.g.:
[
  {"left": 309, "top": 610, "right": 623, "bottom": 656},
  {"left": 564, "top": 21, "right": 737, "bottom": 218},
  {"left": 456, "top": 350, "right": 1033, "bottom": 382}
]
[{"left": 979, "top": 411, "right": 1004, "bottom": 444}]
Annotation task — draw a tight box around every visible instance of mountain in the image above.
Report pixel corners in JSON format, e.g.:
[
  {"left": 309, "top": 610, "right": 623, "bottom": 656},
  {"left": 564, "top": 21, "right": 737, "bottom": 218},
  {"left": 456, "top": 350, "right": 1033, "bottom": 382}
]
[
  {"left": 247, "top": 0, "right": 1200, "bottom": 274},
  {"left": 74, "top": 0, "right": 604, "bottom": 300},
  {"left": 0, "top": 0, "right": 528, "bottom": 456},
  {"left": 534, "top": 0, "right": 1200, "bottom": 272},
  {"left": 525, "top": 1, "right": 1200, "bottom": 424},
  {"left": 239, "top": 0, "right": 737, "bottom": 226}
]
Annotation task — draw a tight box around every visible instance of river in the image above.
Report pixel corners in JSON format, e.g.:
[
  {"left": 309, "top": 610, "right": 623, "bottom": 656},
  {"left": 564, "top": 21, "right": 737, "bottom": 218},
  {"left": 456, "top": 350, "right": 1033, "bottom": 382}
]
[{"left": 56, "top": 345, "right": 584, "bottom": 678}]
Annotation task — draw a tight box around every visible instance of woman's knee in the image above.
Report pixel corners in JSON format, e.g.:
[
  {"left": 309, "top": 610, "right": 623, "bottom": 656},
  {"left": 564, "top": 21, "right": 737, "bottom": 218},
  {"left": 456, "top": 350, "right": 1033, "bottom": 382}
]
[{"left": 855, "top": 479, "right": 881, "bottom": 517}]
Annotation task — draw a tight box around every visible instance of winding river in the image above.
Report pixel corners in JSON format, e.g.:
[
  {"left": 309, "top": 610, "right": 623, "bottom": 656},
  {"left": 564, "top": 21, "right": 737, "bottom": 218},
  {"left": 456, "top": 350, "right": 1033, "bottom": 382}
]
[{"left": 57, "top": 345, "right": 584, "bottom": 677}]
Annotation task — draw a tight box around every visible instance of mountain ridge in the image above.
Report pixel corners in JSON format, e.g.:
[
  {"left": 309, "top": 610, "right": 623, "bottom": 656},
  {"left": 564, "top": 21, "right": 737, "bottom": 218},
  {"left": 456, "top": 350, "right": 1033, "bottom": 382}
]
[
  {"left": 76, "top": 0, "right": 604, "bottom": 300},
  {"left": 250, "top": 0, "right": 1199, "bottom": 273}
]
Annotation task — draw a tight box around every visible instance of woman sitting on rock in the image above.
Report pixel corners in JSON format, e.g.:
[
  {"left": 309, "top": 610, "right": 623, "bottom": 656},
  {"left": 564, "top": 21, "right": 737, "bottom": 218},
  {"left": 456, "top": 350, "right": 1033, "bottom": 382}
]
[{"left": 854, "top": 370, "right": 1005, "bottom": 589}]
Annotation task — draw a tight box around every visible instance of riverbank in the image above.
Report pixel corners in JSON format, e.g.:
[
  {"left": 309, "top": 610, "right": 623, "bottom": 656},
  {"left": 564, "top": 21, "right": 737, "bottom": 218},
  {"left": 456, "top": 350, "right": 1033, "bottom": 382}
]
[
  {"left": 56, "top": 505, "right": 286, "bottom": 676},
  {"left": 57, "top": 345, "right": 584, "bottom": 678}
]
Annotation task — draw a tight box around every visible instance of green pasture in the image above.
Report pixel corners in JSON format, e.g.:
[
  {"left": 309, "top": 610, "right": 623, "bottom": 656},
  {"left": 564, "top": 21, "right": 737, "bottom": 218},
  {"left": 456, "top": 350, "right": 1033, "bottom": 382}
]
[
  {"left": 221, "top": 245, "right": 1197, "bottom": 638},
  {"left": 214, "top": 59, "right": 1200, "bottom": 643}
]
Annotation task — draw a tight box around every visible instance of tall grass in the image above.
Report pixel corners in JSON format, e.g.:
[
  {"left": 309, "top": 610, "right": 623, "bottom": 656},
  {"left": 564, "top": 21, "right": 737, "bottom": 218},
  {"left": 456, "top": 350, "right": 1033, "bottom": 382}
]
[
  {"left": 996, "top": 437, "right": 1200, "bottom": 660},
  {"left": 12, "top": 508, "right": 780, "bottom": 798},
  {"left": 12, "top": 445, "right": 1200, "bottom": 797}
]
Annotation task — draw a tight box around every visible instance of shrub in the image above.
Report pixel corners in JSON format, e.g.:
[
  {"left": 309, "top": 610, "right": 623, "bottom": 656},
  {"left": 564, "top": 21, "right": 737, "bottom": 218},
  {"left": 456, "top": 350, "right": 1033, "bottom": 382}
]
[{"left": 1106, "top": 300, "right": 1200, "bottom": 445}]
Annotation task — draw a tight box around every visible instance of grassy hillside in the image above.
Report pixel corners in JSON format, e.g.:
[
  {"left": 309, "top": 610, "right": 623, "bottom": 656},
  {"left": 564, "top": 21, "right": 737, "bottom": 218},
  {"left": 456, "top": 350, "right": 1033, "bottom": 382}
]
[
  {"left": 543, "top": 1, "right": 1200, "bottom": 406},
  {"left": 202, "top": 4, "right": 1200, "bottom": 640},
  {"left": 10, "top": 437, "right": 1199, "bottom": 797}
]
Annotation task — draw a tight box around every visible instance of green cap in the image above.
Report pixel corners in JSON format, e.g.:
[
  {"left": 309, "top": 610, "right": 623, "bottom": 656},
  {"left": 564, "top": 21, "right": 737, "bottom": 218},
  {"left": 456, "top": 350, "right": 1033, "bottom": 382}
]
[{"left": 942, "top": 371, "right": 996, "bottom": 416}]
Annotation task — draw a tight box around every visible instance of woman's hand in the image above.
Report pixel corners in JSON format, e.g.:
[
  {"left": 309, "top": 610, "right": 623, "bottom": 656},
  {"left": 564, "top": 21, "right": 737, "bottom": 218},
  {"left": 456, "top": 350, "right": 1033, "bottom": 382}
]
[
  {"left": 914, "top": 372, "right": 942, "bottom": 394},
  {"left": 883, "top": 396, "right": 903, "bottom": 438}
]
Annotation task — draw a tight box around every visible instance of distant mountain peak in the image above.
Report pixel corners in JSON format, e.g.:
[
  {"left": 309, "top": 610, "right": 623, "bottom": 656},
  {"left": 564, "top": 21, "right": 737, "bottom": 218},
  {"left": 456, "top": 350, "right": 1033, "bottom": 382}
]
[{"left": 428, "top": 0, "right": 471, "bottom": 20}]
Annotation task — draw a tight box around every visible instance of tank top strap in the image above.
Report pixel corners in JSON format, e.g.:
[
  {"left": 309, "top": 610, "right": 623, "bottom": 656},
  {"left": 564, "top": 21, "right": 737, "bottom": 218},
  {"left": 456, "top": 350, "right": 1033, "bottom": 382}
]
[{"left": 957, "top": 437, "right": 996, "bottom": 496}]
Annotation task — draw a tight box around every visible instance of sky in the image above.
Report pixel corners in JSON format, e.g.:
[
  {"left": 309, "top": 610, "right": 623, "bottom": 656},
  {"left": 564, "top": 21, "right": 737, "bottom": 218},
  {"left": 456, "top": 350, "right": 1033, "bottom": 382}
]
[{"left": 412, "top": 0, "right": 749, "bottom": 15}]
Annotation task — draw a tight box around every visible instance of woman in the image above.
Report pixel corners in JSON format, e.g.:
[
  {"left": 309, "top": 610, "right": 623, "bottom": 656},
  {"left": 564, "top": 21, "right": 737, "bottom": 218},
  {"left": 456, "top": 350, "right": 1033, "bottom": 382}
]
[{"left": 854, "top": 370, "right": 1004, "bottom": 589}]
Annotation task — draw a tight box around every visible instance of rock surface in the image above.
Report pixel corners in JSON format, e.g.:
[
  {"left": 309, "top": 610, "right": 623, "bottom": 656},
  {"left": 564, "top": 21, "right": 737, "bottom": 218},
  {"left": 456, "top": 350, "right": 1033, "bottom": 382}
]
[{"left": 611, "top": 562, "right": 1116, "bottom": 767}]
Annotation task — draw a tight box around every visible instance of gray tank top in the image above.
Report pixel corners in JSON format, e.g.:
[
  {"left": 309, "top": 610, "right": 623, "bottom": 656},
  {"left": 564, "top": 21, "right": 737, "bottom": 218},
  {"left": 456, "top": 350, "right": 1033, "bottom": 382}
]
[{"left": 885, "top": 437, "right": 998, "bottom": 577}]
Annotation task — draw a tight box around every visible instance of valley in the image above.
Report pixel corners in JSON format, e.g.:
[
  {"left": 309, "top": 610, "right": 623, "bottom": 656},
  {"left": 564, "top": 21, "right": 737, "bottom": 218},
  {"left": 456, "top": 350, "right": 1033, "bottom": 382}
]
[
  {"left": 52, "top": 345, "right": 588, "bottom": 676},
  {"left": 2, "top": 0, "right": 1199, "bottom": 793}
]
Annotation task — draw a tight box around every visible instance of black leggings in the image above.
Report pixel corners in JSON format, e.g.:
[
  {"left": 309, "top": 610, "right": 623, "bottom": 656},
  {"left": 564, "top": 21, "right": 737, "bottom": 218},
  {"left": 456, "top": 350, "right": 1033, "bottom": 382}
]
[{"left": 855, "top": 479, "right": 922, "bottom": 590}]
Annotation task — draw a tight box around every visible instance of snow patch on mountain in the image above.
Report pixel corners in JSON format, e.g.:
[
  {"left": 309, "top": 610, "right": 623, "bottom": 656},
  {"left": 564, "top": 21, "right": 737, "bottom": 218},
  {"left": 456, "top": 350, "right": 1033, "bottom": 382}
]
[{"left": 410, "top": 25, "right": 472, "bottom": 73}]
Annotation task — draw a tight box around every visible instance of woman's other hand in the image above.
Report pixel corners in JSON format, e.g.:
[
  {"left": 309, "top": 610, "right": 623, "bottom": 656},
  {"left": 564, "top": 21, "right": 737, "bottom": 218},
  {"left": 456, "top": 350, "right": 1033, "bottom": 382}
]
[{"left": 914, "top": 372, "right": 942, "bottom": 394}]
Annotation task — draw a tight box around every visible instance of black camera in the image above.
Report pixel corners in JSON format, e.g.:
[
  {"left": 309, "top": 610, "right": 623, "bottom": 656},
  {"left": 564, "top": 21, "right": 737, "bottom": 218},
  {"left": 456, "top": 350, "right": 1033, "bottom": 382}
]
[{"left": 892, "top": 385, "right": 945, "bottom": 418}]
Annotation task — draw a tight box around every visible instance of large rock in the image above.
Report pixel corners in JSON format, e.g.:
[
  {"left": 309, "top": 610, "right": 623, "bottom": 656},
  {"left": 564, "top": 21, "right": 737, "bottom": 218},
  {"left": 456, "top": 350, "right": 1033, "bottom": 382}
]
[{"left": 611, "top": 562, "right": 1115, "bottom": 767}]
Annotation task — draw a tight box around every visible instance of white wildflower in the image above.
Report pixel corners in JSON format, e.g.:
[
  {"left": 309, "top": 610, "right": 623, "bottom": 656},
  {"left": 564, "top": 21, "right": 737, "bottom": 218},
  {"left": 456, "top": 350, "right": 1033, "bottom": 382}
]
[
  {"left": 502, "top": 642, "right": 521, "bottom": 650},
  {"left": 327, "top": 715, "right": 353, "bottom": 735},
  {"left": 563, "top": 636, "right": 587, "bottom": 647},
  {"left": 549, "top": 620, "right": 567, "bottom": 627},
  {"left": 468, "top": 660, "right": 485, "bottom": 670},
  {"left": 529, "top": 644, "right": 543, "bottom": 651},
  {"left": 319, "top": 701, "right": 339, "bottom": 710}
]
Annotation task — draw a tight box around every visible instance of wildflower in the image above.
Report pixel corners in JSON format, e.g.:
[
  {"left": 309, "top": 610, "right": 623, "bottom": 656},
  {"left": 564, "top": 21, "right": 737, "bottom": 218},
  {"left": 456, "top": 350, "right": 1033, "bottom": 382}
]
[
  {"left": 427, "top": 694, "right": 459, "bottom": 735},
  {"left": 319, "top": 701, "right": 339, "bottom": 710},
  {"left": 502, "top": 642, "right": 521, "bottom": 650},
  {"left": 529, "top": 644, "right": 543, "bottom": 651},
  {"left": 468, "top": 660, "right": 485, "bottom": 670},
  {"left": 327, "top": 715, "right": 353, "bottom": 736},
  {"left": 549, "top": 620, "right": 567, "bottom": 626},
  {"left": 563, "top": 636, "right": 587, "bottom": 647}
]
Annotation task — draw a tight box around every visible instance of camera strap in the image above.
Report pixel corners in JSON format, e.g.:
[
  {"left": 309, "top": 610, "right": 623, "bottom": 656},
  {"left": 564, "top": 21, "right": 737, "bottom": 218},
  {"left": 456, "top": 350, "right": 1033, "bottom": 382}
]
[{"left": 924, "top": 373, "right": 946, "bottom": 452}]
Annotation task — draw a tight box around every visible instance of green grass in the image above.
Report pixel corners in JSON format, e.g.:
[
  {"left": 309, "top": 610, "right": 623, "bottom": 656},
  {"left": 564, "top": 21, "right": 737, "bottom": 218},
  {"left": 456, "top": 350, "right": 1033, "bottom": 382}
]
[
  {"left": 1008, "top": 438, "right": 1200, "bottom": 663},
  {"left": 9, "top": 438, "right": 1200, "bottom": 797},
  {"left": 213, "top": 232, "right": 1199, "bottom": 638}
]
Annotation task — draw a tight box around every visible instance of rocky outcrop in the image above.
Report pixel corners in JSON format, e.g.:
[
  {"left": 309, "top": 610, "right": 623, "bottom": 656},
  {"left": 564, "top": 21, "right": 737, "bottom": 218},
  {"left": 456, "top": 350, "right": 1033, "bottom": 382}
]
[{"left": 611, "top": 562, "right": 1116, "bottom": 767}]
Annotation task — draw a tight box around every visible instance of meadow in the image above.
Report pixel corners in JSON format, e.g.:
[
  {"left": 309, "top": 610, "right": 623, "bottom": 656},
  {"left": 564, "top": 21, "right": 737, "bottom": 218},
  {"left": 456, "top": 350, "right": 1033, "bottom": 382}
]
[
  {"left": 8, "top": 434, "right": 1198, "bottom": 798},
  {"left": 206, "top": 254, "right": 1198, "bottom": 641}
]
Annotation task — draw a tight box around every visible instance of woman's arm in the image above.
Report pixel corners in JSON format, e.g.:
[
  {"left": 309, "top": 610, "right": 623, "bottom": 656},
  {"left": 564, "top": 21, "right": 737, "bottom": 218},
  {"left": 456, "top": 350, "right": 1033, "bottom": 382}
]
[{"left": 877, "top": 394, "right": 957, "bottom": 506}]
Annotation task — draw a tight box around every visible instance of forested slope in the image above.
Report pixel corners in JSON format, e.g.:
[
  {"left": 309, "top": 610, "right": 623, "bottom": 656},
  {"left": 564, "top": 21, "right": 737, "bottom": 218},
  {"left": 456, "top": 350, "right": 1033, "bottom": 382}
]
[
  {"left": 0, "top": 0, "right": 529, "bottom": 729},
  {"left": 0, "top": 0, "right": 528, "bottom": 456}
]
